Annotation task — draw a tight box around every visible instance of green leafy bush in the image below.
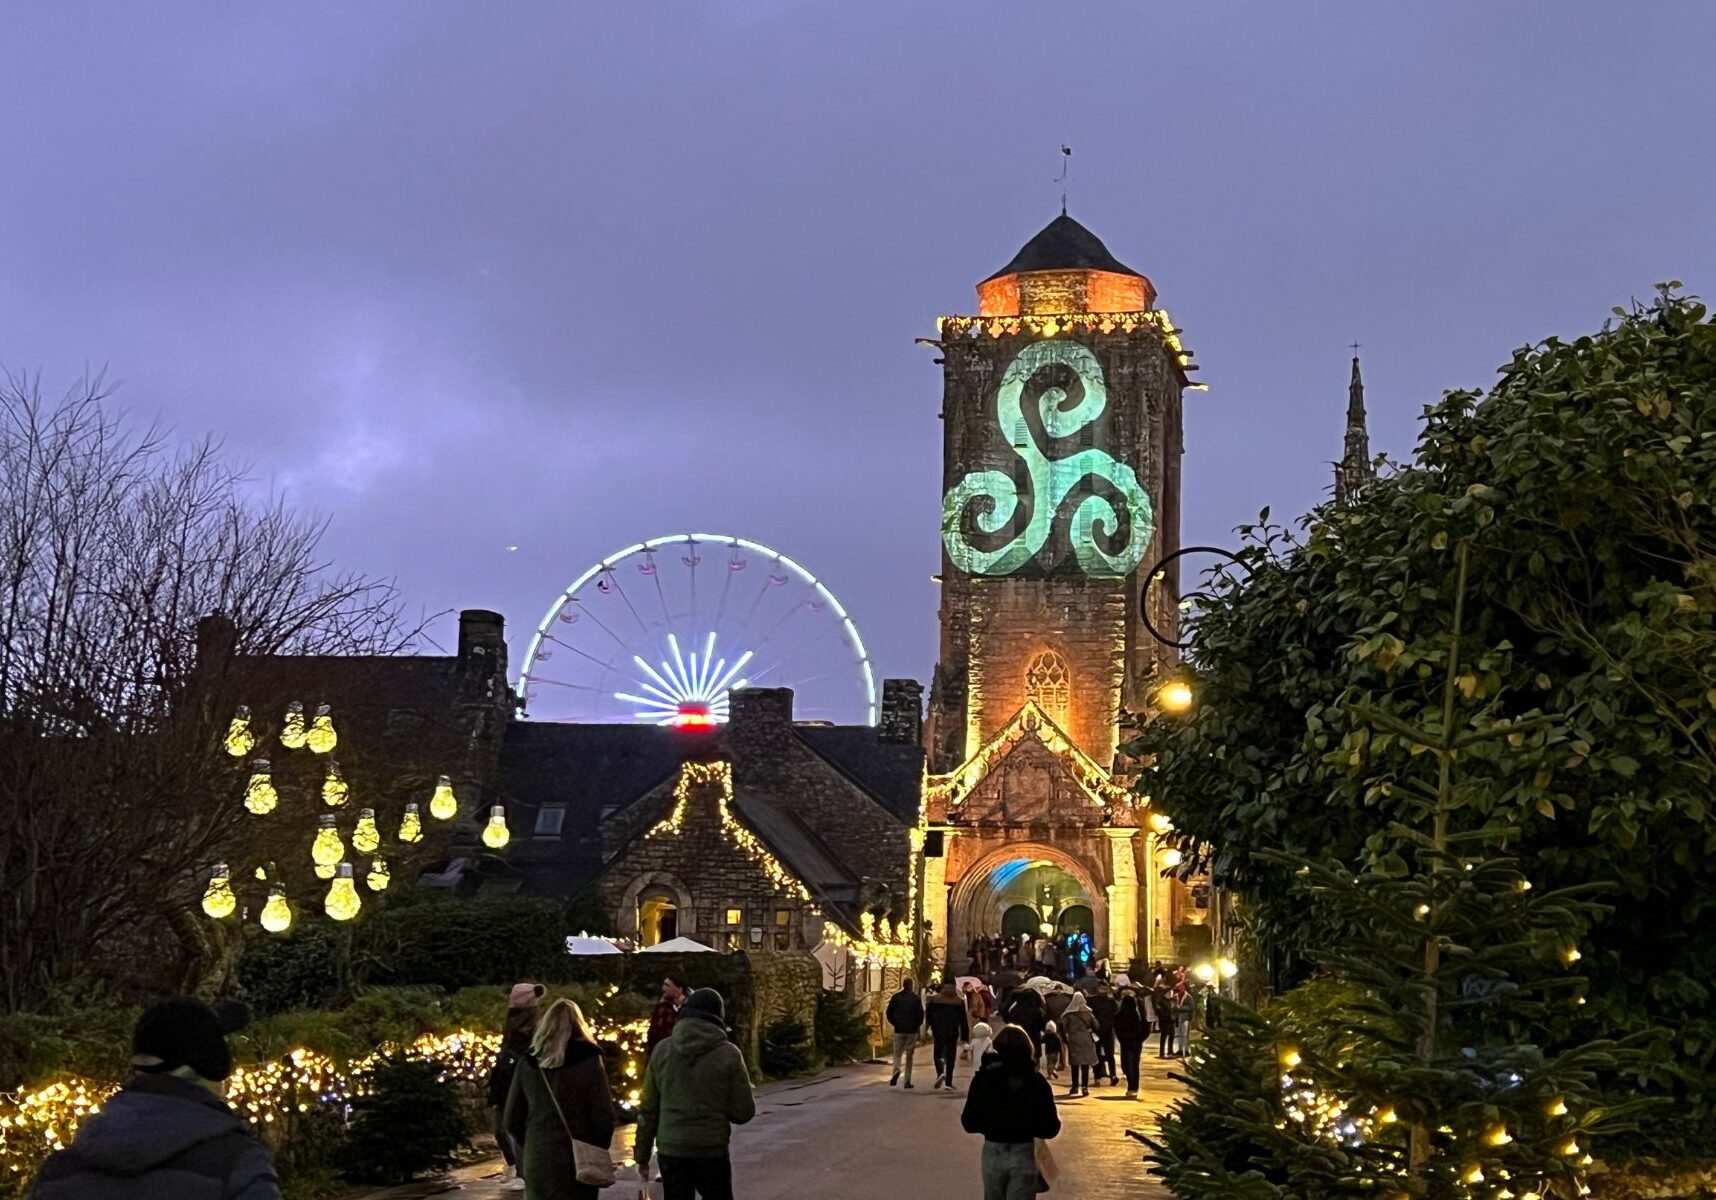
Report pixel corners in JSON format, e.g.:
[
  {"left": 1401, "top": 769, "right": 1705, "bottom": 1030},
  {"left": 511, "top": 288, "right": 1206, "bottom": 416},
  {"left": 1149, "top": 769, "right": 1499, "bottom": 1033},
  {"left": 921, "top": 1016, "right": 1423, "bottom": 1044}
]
[
  {"left": 813, "top": 990, "right": 871, "bottom": 1065},
  {"left": 335, "top": 1055, "right": 470, "bottom": 1184},
  {"left": 757, "top": 1014, "right": 814, "bottom": 1079}
]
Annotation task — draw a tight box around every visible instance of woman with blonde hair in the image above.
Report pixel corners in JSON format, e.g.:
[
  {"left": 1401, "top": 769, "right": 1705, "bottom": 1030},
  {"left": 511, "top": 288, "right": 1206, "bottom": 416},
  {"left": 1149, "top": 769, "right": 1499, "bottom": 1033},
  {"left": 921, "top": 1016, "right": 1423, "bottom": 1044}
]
[{"left": 504, "top": 998, "right": 617, "bottom": 1200}]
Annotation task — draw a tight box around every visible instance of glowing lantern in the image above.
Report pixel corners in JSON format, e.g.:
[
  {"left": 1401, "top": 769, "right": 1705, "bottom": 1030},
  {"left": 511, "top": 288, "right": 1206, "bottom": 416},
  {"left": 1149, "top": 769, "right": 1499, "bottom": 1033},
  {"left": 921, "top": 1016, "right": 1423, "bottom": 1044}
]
[
  {"left": 324, "top": 863, "right": 362, "bottom": 921},
  {"left": 1486, "top": 1124, "right": 1513, "bottom": 1146},
  {"left": 429, "top": 775, "right": 458, "bottom": 821},
  {"left": 311, "top": 813, "right": 344, "bottom": 880},
  {"left": 280, "top": 702, "right": 308, "bottom": 750},
  {"left": 1157, "top": 680, "right": 1194, "bottom": 714},
  {"left": 1193, "top": 962, "right": 1216, "bottom": 983},
  {"left": 224, "top": 706, "right": 256, "bottom": 757},
  {"left": 482, "top": 805, "right": 510, "bottom": 849},
  {"left": 305, "top": 705, "right": 337, "bottom": 754},
  {"left": 321, "top": 761, "right": 349, "bottom": 807},
  {"left": 366, "top": 858, "right": 390, "bottom": 891},
  {"left": 1278, "top": 1046, "right": 1302, "bottom": 1070},
  {"left": 398, "top": 802, "right": 424, "bottom": 844},
  {"left": 260, "top": 885, "right": 293, "bottom": 933},
  {"left": 1161, "top": 847, "right": 1184, "bottom": 868},
  {"left": 244, "top": 761, "right": 278, "bottom": 815},
  {"left": 201, "top": 863, "right": 237, "bottom": 919},
  {"left": 1147, "top": 811, "right": 1173, "bottom": 835},
  {"left": 1216, "top": 957, "right": 1239, "bottom": 979},
  {"left": 1563, "top": 945, "right": 1582, "bottom": 964},
  {"left": 352, "top": 808, "right": 381, "bottom": 854}
]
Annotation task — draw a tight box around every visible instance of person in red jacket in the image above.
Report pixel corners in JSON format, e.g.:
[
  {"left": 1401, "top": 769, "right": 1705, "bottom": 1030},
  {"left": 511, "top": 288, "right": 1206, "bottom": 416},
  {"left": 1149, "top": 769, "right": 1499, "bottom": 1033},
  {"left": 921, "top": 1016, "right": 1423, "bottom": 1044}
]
[{"left": 645, "top": 975, "right": 688, "bottom": 1059}]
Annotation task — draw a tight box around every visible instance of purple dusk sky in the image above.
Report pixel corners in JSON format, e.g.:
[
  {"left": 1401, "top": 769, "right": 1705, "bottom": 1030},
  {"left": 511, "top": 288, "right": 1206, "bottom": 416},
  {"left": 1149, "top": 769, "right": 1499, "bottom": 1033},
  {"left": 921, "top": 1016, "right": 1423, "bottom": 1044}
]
[{"left": 6, "top": 3, "right": 1715, "bottom": 714}]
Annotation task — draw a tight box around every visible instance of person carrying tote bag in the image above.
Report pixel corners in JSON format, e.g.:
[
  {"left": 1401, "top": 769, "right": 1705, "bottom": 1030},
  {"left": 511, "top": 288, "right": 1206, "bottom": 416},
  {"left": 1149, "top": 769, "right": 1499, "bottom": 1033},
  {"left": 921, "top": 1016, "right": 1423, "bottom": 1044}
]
[{"left": 505, "top": 999, "right": 618, "bottom": 1200}]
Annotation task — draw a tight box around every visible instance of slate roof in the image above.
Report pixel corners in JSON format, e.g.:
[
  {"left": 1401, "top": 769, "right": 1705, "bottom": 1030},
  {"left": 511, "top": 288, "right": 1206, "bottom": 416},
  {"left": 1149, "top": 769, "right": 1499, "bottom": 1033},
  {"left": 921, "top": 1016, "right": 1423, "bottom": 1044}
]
[
  {"left": 797, "top": 726, "right": 923, "bottom": 821},
  {"left": 983, "top": 213, "right": 1142, "bottom": 282}
]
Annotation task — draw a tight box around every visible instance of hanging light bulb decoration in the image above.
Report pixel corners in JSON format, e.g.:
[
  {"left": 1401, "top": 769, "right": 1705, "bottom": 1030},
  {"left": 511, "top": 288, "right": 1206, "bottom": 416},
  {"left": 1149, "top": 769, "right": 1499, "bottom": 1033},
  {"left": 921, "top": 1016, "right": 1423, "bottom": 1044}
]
[
  {"left": 366, "top": 858, "right": 391, "bottom": 891},
  {"left": 259, "top": 884, "right": 293, "bottom": 933},
  {"left": 398, "top": 802, "right": 424, "bottom": 844},
  {"left": 482, "top": 805, "right": 510, "bottom": 849},
  {"left": 201, "top": 863, "right": 237, "bottom": 919},
  {"left": 243, "top": 760, "right": 278, "bottom": 815},
  {"left": 429, "top": 775, "right": 458, "bottom": 821},
  {"left": 324, "top": 862, "right": 362, "bottom": 921},
  {"left": 321, "top": 760, "right": 349, "bottom": 807},
  {"left": 305, "top": 705, "right": 337, "bottom": 754},
  {"left": 352, "top": 808, "right": 381, "bottom": 854},
  {"left": 224, "top": 706, "right": 256, "bottom": 757},
  {"left": 311, "top": 813, "right": 344, "bottom": 880},
  {"left": 280, "top": 701, "right": 308, "bottom": 750}
]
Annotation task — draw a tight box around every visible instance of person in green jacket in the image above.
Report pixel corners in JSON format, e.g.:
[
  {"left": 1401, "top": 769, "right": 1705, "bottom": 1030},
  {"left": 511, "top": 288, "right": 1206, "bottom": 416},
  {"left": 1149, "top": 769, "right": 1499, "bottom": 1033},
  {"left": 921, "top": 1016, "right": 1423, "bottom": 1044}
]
[{"left": 633, "top": 988, "right": 755, "bottom": 1200}]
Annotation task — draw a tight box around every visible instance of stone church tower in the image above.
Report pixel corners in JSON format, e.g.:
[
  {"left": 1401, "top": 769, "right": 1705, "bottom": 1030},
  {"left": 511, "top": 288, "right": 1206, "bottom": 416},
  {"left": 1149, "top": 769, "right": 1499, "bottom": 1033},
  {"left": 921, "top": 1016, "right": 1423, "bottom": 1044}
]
[
  {"left": 925, "top": 213, "right": 1191, "bottom": 773},
  {"left": 918, "top": 213, "right": 1196, "bottom": 970}
]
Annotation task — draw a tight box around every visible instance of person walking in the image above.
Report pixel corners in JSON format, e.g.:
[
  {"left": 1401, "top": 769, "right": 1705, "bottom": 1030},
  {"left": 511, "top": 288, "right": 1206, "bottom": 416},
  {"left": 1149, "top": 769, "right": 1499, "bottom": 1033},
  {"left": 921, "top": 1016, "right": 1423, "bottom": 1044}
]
[
  {"left": 504, "top": 999, "right": 616, "bottom": 1200},
  {"left": 645, "top": 976, "right": 688, "bottom": 1060},
  {"left": 968, "top": 1019, "right": 994, "bottom": 1064},
  {"left": 485, "top": 982, "right": 544, "bottom": 1191},
  {"left": 1113, "top": 991, "right": 1147, "bottom": 1099},
  {"left": 885, "top": 977, "right": 925, "bottom": 1088},
  {"left": 961, "top": 1025, "right": 1061, "bottom": 1200},
  {"left": 1089, "top": 984, "right": 1118, "bottom": 1086},
  {"left": 1173, "top": 983, "right": 1195, "bottom": 1058},
  {"left": 31, "top": 997, "right": 281, "bottom": 1199},
  {"left": 926, "top": 981, "right": 971, "bottom": 1089},
  {"left": 1000, "top": 986, "right": 1045, "bottom": 1067},
  {"left": 634, "top": 988, "right": 755, "bottom": 1200},
  {"left": 1152, "top": 981, "right": 1177, "bottom": 1057},
  {"left": 1058, "top": 991, "right": 1099, "bottom": 1097}
]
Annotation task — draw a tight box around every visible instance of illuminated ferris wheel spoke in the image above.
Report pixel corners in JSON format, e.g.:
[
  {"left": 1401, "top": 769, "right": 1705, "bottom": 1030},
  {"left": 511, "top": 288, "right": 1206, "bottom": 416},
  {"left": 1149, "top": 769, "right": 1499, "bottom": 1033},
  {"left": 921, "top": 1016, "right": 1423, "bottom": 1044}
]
[
  {"left": 604, "top": 570, "right": 652, "bottom": 637},
  {"left": 578, "top": 604, "right": 635, "bottom": 655}
]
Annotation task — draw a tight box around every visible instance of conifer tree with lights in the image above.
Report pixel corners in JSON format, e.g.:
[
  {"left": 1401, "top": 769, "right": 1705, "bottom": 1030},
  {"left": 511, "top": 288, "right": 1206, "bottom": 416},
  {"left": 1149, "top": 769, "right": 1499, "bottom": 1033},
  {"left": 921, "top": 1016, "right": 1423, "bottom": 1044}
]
[{"left": 1148, "top": 544, "right": 1654, "bottom": 1200}]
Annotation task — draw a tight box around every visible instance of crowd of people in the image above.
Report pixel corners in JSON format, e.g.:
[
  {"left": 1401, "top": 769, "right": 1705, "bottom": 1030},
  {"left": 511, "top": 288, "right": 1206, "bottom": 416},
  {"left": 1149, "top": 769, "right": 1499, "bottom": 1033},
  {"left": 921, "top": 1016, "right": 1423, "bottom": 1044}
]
[{"left": 888, "top": 961, "right": 1204, "bottom": 1100}]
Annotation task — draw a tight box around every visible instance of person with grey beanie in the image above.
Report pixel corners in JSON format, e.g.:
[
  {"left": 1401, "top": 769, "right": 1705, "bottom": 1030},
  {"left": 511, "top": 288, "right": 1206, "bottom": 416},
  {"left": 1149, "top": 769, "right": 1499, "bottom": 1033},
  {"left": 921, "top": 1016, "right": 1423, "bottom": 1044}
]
[
  {"left": 30, "top": 998, "right": 281, "bottom": 1199},
  {"left": 633, "top": 988, "right": 755, "bottom": 1200}
]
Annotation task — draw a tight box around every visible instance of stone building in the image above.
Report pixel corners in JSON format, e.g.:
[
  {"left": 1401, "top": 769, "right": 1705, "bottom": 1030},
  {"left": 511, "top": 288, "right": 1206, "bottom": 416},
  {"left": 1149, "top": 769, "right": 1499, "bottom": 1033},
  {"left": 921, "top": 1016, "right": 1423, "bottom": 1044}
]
[{"left": 921, "top": 212, "right": 1201, "bottom": 968}]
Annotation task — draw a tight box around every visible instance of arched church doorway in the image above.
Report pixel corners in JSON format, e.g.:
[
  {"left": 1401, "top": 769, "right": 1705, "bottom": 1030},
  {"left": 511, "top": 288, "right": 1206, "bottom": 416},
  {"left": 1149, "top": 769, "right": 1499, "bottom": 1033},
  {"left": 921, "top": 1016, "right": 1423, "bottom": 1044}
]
[
  {"left": 947, "top": 847, "right": 1106, "bottom": 972},
  {"left": 638, "top": 888, "right": 679, "bottom": 947}
]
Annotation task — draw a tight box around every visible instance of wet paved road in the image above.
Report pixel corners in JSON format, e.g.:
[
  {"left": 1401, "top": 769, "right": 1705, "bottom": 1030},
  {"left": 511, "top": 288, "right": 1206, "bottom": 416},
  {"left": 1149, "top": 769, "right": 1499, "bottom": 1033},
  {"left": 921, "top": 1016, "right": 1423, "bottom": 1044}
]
[{"left": 432, "top": 1050, "right": 1182, "bottom": 1200}]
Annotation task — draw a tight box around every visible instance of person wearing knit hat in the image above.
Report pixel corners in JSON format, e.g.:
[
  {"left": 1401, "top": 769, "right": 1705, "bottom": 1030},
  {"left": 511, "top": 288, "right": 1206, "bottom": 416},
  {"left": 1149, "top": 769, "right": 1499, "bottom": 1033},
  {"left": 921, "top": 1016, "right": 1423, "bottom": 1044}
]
[
  {"left": 633, "top": 988, "right": 754, "bottom": 1200},
  {"left": 30, "top": 998, "right": 281, "bottom": 1199},
  {"left": 487, "top": 984, "right": 546, "bottom": 1191}
]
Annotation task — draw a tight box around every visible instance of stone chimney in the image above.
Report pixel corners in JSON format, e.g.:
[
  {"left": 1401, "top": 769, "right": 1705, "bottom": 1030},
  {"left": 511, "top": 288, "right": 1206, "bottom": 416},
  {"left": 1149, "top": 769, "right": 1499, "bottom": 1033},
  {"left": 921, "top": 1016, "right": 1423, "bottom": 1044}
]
[
  {"left": 726, "top": 687, "right": 794, "bottom": 753},
  {"left": 878, "top": 678, "right": 924, "bottom": 745},
  {"left": 458, "top": 609, "right": 506, "bottom": 667},
  {"left": 195, "top": 611, "right": 238, "bottom": 669}
]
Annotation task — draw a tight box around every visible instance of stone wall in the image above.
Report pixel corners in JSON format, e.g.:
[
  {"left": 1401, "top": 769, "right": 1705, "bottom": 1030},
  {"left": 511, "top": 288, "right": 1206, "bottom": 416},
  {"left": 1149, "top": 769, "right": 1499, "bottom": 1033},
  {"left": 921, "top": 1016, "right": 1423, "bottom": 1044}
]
[{"left": 743, "top": 950, "right": 822, "bottom": 1063}]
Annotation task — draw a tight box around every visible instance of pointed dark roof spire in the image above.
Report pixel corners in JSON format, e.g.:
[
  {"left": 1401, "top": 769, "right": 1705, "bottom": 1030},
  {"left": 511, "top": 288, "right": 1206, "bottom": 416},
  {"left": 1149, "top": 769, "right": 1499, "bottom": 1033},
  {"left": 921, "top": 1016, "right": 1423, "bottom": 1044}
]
[
  {"left": 983, "top": 213, "right": 1143, "bottom": 283},
  {"left": 1335, "top": 350, "right": 1375, "bottom": 505}
]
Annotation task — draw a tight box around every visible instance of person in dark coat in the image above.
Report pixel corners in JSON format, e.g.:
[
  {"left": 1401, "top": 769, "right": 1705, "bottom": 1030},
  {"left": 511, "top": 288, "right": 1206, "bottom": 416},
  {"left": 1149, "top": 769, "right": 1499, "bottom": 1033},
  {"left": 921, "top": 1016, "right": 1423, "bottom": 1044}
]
[
  {"left": 1113, "top": 991, "right": 1147, "bottom": 1098},
  {"left": 505, "top": 999, "right": 617, "bottom": 1200},
  {"left": 925, "top": 981, "right": 971, "bottom": 1090},
  {"left": 645, "top": 976, "right": 688, "bottom": 1059},
  {"left": 1000, "top": 986, "right": 1045, "bottom": 1065},
  {"left": 1088, "top": 985, "right": 1118, "bottom": 1085},
  {"left": 30, "top": 998, "right": 280, "bottom": 1200},
  {"left": 485, "top": 982, "right": 543, "bottom": 1188},
  {"left": 1152, "top": 981, "right": 1177, "bottom": 1057},
  {"left": 960, "top": 1025, "right": 1060, "bottom": 1200},
  {"left": 884, "top": 977, "right": 925, "bottom": 1088}
]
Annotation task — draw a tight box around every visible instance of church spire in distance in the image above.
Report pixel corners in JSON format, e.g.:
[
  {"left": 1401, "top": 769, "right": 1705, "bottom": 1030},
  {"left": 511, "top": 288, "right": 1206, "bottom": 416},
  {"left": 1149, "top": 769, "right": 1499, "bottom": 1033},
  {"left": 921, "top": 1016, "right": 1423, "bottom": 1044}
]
[{"left": 1335, "top": 346, "right": 1375, "bottom": 504}]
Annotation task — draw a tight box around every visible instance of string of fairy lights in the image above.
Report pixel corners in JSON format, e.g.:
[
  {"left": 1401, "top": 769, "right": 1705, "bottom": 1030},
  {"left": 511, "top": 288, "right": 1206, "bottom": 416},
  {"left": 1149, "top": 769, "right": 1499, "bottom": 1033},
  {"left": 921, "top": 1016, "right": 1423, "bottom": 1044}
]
[
  {"left": 647, "top": 760, "right": 915, "bottom": 966},
  {"left": 0, "top": 1013, "right": 650, "bottom": 1187},
  {"left": 925, "top": 700, "right": 1133, "bottom": 812},
  {"left": 207, "top": 704, "right": 509, "bottom": 930}
]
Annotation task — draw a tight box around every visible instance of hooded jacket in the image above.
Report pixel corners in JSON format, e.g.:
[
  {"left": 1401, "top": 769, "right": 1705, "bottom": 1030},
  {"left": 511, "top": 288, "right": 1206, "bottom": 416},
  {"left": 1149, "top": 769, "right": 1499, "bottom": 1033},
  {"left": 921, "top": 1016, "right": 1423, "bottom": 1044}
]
[
  {"left": 633, "top": 1015, "right": 755, "bottom": 1165},
  {"left": 1058, "top": 995, "right": 1099, "bottom": 1067},
  {"left": 30, "top": 1074, "right": 280, "bottom": 1200}
]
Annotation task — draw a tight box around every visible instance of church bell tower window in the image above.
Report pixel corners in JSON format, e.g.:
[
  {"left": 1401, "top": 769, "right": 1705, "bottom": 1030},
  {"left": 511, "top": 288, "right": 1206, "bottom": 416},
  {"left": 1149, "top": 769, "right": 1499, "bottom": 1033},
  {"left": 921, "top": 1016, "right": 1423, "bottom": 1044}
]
[{"left": 1024, "top": 650, "right": 1071, "bottom": 726}]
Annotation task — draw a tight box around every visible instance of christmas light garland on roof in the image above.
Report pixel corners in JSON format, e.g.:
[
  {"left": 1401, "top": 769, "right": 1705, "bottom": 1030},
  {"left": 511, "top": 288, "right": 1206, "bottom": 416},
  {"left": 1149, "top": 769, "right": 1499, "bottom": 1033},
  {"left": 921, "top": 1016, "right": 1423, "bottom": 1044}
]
[{"left": 926, "top": 700, "right": 1133, "bottom": 811}]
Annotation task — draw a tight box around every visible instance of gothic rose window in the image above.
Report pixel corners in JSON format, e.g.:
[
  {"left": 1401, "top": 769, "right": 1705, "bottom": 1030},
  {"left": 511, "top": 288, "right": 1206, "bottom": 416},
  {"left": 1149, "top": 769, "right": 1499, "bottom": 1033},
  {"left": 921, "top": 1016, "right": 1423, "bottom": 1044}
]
[{"left": 1025, "top": 650, "right": 1071, "bottom": 725}]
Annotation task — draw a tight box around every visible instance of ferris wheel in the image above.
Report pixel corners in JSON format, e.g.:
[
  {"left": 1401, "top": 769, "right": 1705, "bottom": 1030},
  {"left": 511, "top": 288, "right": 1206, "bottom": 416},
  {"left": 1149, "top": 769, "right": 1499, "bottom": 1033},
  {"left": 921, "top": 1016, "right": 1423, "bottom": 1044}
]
[{"left": 517, "top": 533, "right": 877, "bottom": 727}]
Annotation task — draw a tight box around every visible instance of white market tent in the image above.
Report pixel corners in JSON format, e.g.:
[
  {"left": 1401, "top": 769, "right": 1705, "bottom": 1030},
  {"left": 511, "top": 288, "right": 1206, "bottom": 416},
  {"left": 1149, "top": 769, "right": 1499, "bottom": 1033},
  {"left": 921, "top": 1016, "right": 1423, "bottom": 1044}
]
[
  {"left": 565, "top": 934, "right": 623, "bottom": 956},
  {"left": 638, "top": 936, "right": 718, "bottom": 954}
]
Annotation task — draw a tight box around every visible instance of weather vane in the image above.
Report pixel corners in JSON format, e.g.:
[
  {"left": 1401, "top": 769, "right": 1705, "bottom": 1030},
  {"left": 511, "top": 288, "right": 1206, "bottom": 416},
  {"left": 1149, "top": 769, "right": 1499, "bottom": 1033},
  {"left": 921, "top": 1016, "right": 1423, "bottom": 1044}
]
[{"left": 1057, "top": 145, "right": 1072, "bottom": 215}]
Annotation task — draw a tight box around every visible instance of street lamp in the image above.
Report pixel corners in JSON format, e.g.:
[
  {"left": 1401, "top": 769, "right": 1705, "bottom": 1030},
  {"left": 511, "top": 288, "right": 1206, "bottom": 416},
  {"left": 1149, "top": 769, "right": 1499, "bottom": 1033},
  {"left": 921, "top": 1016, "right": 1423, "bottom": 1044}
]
[{"left": 1138, "top": 545, "right": 1251, "bottom": 650}]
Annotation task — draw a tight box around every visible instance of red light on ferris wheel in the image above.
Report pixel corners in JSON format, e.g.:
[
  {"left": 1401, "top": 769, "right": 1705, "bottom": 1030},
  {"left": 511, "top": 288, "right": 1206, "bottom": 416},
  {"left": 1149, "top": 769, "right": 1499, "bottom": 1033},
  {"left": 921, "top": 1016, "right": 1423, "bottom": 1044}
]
[{"left": 671, "top": 703, "right": 718, "bottom": 729}]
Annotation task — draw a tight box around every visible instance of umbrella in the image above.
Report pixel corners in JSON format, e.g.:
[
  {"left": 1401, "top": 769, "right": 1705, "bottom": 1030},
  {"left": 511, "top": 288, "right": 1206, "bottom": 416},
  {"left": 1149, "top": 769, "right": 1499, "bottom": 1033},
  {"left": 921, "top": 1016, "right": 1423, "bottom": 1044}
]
[
  {"left": 638, "top": 936, "right": 718, "bottom": 954},
  {"left": 1019, "top": 975, "right": 1057, "bottom": 993},
  {"left": 1073, "top": 976, "right": 1104, "bottom": 994},
  {"left": 955, "top": 975, "right": 983, "bottom": 990},
  {"left": 565, "top": 934, "right": 622, "bottom": 956}
]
